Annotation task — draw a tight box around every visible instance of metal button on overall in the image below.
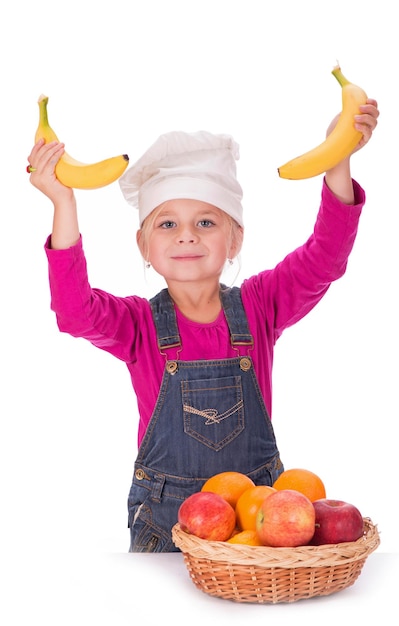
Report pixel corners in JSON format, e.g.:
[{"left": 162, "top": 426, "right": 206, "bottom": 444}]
[
  {"left": 166, "top": 361, "right": 178, "bottom": 374},
  {"left": 239, "top": 357, "right": 252, "bottom": 371}
]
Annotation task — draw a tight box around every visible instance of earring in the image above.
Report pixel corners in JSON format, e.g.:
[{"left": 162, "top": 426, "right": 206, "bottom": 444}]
[
  {"left": 228, "top": 258, "right": 233, "bottom": 265},
  {"left": 145, "top": 261, "right": 151, "bottom": 269}
]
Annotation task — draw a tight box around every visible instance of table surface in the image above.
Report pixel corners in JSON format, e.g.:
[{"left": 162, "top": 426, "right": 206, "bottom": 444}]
[{"left": 5, "top": 549, "right": 398, "bottom": 625}]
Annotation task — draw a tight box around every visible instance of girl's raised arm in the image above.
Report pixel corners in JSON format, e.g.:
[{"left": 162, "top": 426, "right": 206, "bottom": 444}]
[{"left": 27, "top": 139, "right": 80, "bottom": 249}]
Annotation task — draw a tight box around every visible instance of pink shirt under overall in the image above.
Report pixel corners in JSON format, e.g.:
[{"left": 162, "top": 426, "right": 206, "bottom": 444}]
[{"left": 45, "top": 179, "right": 365, "bottom": 446}]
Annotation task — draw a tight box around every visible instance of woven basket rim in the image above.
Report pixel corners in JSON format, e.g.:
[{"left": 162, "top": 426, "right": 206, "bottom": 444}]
[{"left": 172, "top": 517, "right": 380, "bottom": 568}]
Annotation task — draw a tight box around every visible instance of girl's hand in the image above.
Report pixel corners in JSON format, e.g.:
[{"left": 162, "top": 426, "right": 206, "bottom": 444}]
[
  {"left": 27, "top": 139, "right": 74, "bottom": 203},
  {"left": 325, "top": 98, "right": 379, "bottom": 203},
  {"left": 353, "top": 99, "right": 379, "bottom": 151},
  {"left": 326, "top": 98, "right": 380, "bottom": 154}
]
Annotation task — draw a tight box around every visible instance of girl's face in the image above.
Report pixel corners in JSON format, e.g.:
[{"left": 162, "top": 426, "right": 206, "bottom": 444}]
[{"left": 137, "top": 199, "right": 241, "bottom": 285}]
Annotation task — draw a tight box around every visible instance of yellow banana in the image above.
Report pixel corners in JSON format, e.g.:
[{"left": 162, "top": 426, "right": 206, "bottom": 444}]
[
  {"left": 34, "top": 94, "right": 129, "bottom": 189},
  {"left": 278, "top": 66, "right": 368, "bottom": 180}
]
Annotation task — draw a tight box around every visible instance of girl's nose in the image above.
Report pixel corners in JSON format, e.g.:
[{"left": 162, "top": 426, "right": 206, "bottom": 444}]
[{"left": 177, "top": 226, "right": 198, "bottom": 243}]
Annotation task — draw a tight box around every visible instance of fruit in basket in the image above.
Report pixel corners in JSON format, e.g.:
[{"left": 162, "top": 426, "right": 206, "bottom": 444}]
[
  {"left": 201, "top": 471, "right": 255, "bottom": 508},
  {"left": 178, "top": 491, "right": 236, "bottom": 541},
  {"left": 310, "top": 498, "right": 364, "bottom": 545},
  {"left": 256, "top": 489, "right": 316, "bottom": 547},
  {"left": 227, "top": 529, "right": 264, "bottom": 546},
  {"left": 235, "top": 485, "right": 276, "bottom": 531},
  {"left": 272, "top": 468, "right": 326, "bottom": 502}
]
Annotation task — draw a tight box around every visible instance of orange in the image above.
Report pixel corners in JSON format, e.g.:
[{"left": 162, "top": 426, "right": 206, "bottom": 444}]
[
  {"left": 272, "top": 468, "right": 326, "bottom": 502},
  {"left": 235, "top": 485, "right": 277, "bottom": 531},
  {"left": 201, "top": 471, "right": 255, "bottom": 508},
  {"left": 226, "top": 529, "right": 263, "bottom": 546}
]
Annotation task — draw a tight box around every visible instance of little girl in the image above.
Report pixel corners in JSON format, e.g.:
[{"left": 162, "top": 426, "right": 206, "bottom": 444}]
[{"left": 28, "top": 99, "right": 379, "bottom": 552}]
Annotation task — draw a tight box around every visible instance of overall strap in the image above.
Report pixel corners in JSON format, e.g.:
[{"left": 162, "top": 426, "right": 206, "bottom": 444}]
[
  {"left": 150, "top": 286, "right": 253, "bottom": 350},
  {"left": 150, "top": 289, "right": 181, "bottom": 349},
  {"left": 220, "top": 285, "right": 253, "bottom": 347}
]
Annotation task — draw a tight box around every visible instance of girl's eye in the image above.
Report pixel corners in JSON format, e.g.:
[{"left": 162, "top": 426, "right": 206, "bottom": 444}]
[
  {"left": 198, "top": 219, "right": 214, "bottom": 227},
  {"left": 159, "top": 220, "right": 176, "bottom": 229}
]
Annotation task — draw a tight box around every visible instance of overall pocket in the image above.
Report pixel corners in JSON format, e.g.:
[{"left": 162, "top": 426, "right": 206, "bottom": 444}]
[{"left": 182, "top": 375, "right": 244, "bottom": 451}]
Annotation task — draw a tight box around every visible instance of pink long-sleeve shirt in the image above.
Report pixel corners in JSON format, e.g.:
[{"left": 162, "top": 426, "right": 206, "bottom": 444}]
[{"left": 45, "top": 179, "right": 365, "bottom": 445}]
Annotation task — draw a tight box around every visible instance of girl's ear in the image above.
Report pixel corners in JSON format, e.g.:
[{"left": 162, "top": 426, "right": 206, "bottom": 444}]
[
  {"left": 136, "top": 229, "right": 145, "bottom": 258},
  {"left": 228, "top": 226, "right": 244, "bottom": 259}
]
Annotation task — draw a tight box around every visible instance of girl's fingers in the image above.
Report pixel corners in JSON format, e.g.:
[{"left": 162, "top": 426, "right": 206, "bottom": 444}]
[
  {"left": 362, "top": 98, "right": 378, "bottom": 110},
  {"left": 355, "top": 116, "right": 378, "bottom": 135},
  {"left": 28, "top": 141, "right": 65, "bottom": 172},
  {"left": 358, "top": 101, "right": 379, "bottom": 125}
]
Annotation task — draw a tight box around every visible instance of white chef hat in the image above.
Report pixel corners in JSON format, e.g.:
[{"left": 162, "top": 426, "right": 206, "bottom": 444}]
[{"left": 119, "top": 130, "right": 244, "bottom": 227}]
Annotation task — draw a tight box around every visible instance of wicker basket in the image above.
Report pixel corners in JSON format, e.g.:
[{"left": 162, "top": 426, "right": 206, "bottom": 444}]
[{"left": 172, "top": 518, "right": 380, "bottom": 604}]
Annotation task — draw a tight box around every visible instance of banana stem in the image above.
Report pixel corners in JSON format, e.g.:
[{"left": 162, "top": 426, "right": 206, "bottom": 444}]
[
  {"left": 37, "top": 94, "right": 49, "bottom": 126},
  {"left": 331, "top": 65, "right": 350, "bottom": 87}
]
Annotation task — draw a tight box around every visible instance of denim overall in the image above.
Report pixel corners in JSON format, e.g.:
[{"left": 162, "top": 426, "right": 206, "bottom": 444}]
[{"left": 127, "top": 286, "right": 284, "bottom": 552}]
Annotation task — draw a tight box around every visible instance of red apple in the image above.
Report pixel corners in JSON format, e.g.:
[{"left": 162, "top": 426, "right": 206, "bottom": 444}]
[
  {"left": 256, "top": 489, "right": 315, "bottom": 547},
  {"left": 310, "top": 498, "right": 364, "bottom": 545},
  {"left": 178, "top": 491, "right": 236, "bottom": 541}
]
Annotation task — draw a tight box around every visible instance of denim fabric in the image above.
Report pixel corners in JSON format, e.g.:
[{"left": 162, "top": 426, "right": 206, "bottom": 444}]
[{"left": 128, "top": 287, "right": 284, "bottom": 552}]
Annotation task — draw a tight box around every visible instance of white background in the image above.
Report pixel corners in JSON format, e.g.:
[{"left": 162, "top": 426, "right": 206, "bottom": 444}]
[{"left": 1, "top": 0, "right": 397, "bottom": 622}]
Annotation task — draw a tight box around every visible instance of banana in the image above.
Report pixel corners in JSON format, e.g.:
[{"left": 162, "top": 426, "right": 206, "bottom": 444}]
[
  {"left": 34, "top": 94, "right": 129, "bottom": 189},
  {"left": 278, "top": 66, "right": 368, "bottom": 180}
]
